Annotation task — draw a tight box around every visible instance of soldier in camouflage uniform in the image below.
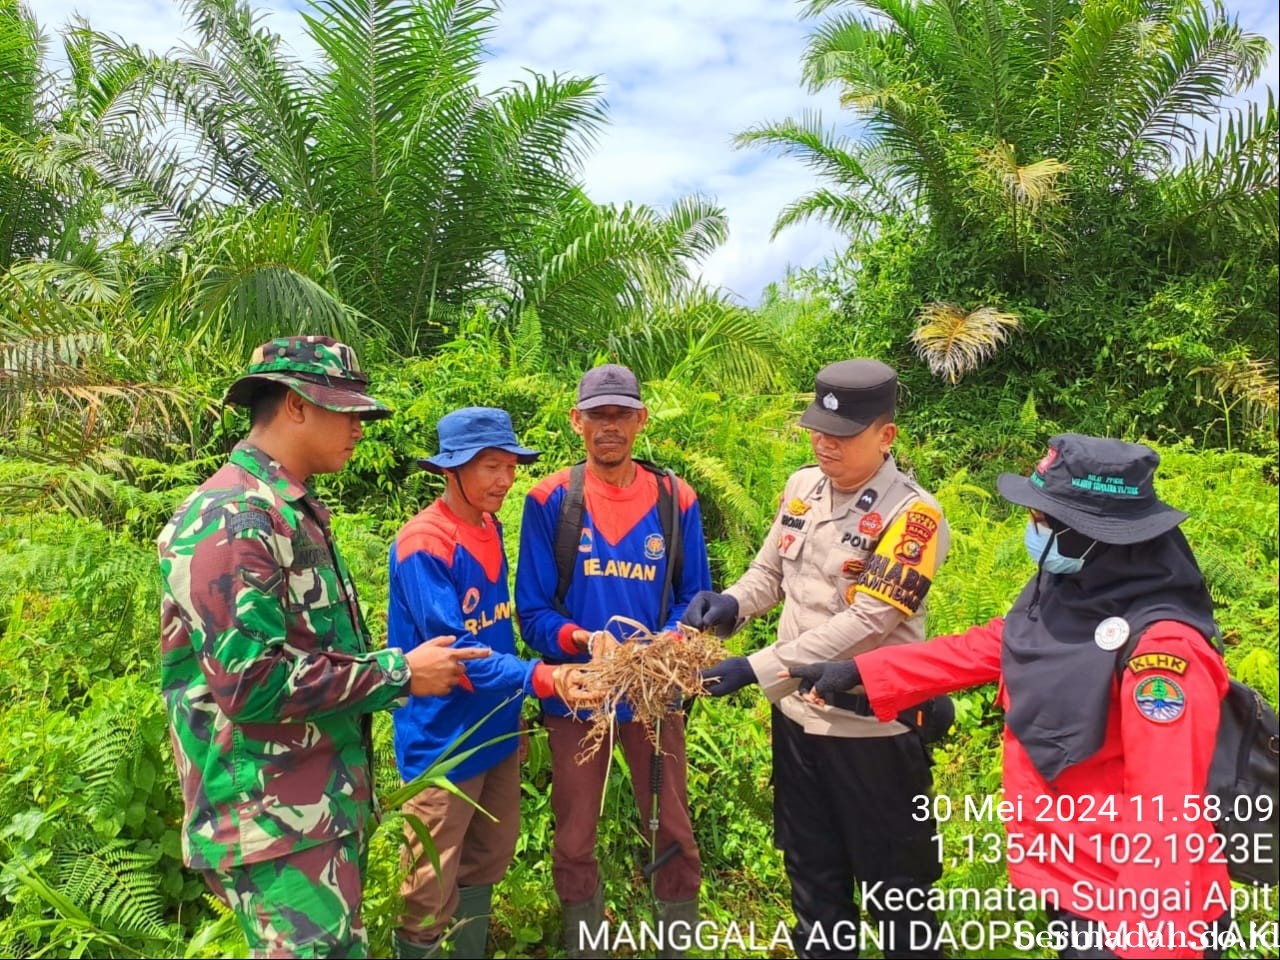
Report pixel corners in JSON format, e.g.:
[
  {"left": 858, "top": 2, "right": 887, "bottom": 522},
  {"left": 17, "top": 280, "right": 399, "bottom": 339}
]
[{"left": 158, "top": 336, "right": 491, "bottom": 958}]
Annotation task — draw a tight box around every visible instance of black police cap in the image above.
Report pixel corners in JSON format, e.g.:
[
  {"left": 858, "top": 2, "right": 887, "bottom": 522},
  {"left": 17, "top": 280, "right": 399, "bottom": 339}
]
[{"left": 798, "top": 359, "right": 898, "bottom": 437}]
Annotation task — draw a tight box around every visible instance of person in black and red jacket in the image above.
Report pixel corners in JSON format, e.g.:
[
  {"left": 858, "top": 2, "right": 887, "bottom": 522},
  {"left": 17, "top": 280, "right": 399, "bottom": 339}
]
[{"left": 790, "top": 434, "right": 1233, "bottom": 960}]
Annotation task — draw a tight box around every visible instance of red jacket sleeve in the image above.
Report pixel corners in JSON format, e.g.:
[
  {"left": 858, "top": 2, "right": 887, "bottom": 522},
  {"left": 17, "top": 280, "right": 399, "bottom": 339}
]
[
  {"left": 856, "top": 617, "right": 1005, "bottom": 720},
  {"left": 1114, "top": 620, "right": 1230, "bottom": 955}
]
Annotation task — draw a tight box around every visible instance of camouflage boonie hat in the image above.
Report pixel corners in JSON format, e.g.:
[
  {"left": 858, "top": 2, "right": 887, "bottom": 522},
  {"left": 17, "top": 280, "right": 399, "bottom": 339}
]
[{"left": 224, "top": 336, "right": 392, "bottom": 421}]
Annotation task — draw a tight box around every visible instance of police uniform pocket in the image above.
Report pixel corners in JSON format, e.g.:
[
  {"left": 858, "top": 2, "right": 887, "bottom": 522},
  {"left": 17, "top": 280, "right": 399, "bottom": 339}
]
[
  {"left": 832, "top": 551, "right": 871, "bottom": 607},
  {"left": 775, "top": 526, "right": 808, "bottom": 560}
]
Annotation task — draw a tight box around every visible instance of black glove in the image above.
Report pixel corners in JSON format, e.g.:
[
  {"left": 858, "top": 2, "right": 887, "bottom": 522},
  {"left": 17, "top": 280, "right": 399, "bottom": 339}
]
[
  {"left": 698, "top": 656, "right": 757, "bottom": 697},
  {"left": 787, "top": 660, "right": 862, "bottom": 701},
  {"left": 682, "top": 590, "right": 739, "bottom": 636}
]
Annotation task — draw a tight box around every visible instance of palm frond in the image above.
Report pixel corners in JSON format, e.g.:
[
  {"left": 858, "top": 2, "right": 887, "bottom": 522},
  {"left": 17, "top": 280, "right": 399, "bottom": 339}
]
[
  {"left": 983, "top": 140, "right": 1069, "bottom": 211},
  {"left": 1049, "top": 1, "right": 1148, "bottom": 145},
  {"left": 911, "top": 301, "right": 1020, "bottom": 383},
  {"left": 1160, "top": 91, "right": 1279, "bottom": 244},
  {"left": 1113, "top": 0, "right": 1270, "bottom": 166},
  {"left": 1192, "top": 357, "right": 1279, "bottom": 425},
  {"left": 735, "top": 111, "right": 903, "bottom": 236},
  {"left": 178, "top": 0, "right": 318, "bottom": 207}
]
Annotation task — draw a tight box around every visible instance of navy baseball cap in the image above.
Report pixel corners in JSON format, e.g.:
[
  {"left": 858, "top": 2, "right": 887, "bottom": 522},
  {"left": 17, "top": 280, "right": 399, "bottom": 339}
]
[
  {"left": 576, "top": 364, "right": 645, "bottom": 410},
  {"left": 798, "top": 358, "right": 897, "bottom": 437}
]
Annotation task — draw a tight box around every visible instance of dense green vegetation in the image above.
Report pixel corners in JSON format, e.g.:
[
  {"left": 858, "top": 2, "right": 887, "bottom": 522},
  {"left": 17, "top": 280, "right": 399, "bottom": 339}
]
[{"left": 1, "top": 0, "right": 1275, "bottom": 956}]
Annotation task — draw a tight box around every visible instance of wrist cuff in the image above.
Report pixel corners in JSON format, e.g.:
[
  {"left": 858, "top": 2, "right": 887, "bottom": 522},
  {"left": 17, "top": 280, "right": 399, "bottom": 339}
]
[
  {"left": 557, "top": 622, "right": 584, "bottom": 655},
  {"left": 530, "top": 662, "right": 556, "bottom": 699}
]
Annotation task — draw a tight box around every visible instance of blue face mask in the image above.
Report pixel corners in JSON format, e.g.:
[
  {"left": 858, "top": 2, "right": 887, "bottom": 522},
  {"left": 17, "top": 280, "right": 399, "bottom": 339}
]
[{"left": 1024, "top": 519, "right": 1096, "bottom": 575}]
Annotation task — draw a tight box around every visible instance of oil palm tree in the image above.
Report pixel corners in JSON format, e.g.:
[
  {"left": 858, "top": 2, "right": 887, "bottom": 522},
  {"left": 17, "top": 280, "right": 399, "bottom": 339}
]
[
  {"left": 741, "top": 0, "right": 1271, "bottom": 251},
  {"left": 739, "top": 0, "right": 1275, "bottom": 385},
  {"left": 82, "top": 0, "right": 612, "bottom": 354}
]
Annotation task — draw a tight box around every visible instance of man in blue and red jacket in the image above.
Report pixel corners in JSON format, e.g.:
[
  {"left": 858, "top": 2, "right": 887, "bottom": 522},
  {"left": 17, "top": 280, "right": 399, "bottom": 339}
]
[
  {"left": 516, "top": 364, "right": 712, "bottom": 958},
  {"left": 389, "top": 407, "right": 590, "bottom": 959}
]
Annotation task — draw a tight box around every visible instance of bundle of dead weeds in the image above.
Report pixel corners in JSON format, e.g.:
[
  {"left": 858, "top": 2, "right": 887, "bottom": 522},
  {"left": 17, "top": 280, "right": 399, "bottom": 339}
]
[{"left": 573, "top": 616, "right": 729, "bottom": 763}]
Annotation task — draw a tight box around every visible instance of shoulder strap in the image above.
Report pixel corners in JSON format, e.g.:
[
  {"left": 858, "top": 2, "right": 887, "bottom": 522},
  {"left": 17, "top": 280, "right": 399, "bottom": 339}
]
[
  {"left": 553, "top": 460, "right": 685, "bottom": 624},
  {"left": 553, "top": 462, "right": 588, "bottom": 617},
  {"left": 658, "top": 466, "right": 683, "bottom": 626},
  {"left": 635, "top": 460, "right": 683, "bottom": 625}
]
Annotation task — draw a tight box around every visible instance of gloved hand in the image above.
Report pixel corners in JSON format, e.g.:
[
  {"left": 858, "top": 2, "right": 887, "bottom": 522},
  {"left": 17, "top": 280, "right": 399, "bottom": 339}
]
[
  {"left": 698, "top": 656, "right": 757, "bottom": 696},
  {"left": 682, "top": 591, "right": 739, "bottom": 636},
  {"left": 787, "top": 660, "right": 862, "bottom": 703}
]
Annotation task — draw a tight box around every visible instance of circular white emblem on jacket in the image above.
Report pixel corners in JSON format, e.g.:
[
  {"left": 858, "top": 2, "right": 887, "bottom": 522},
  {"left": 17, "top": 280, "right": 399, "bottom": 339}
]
[
  {"left": 822, "top": 392, "right": 839, "bottom": 410},
  {"left": 1094, "top": 616, "right": 1130, "bottom": 651}
]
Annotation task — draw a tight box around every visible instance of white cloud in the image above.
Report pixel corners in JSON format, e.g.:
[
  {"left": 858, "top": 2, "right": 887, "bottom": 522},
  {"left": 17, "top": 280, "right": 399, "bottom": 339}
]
[{"left": 29, "top": 0, "right": 1279, "bottom": 306}]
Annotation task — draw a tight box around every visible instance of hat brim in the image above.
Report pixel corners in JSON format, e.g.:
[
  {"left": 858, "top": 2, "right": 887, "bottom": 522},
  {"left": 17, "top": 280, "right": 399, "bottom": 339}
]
[
  {"left": 224, "top": 374, "right": 392, "bottom": 421},
  {"left": 797, "top": 402, "right": 874, "bottom": 437},
  {"left": 576, "top": 394, "right": 645, "bottom": 411},
  {"left": 996, "top": 473, "right": 1187, "bottom": 545},
  {"left": 418, "top": 446, "right": 541, "bottom": 473}
]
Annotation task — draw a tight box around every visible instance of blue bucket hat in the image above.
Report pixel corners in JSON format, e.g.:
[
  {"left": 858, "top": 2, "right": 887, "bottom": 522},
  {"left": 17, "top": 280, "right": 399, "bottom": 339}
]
[{"left": 418, "top": 407, "right": 540, "bottom": 473}]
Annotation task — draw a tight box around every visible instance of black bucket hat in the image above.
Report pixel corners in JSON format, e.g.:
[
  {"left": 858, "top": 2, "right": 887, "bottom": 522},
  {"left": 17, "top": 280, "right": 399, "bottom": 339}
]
[{"left": 997, "top": 434, "right": 1187, "bottom": 545}]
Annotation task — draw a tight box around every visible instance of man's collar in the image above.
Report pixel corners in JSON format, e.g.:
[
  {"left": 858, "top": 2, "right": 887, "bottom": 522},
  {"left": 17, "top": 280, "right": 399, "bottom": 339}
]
[
  {"left": 230, "top": 441, "right": 313, "bottom": 504},
  {"left": 825, "top": 453, "right": 897, "bottom": 516}
]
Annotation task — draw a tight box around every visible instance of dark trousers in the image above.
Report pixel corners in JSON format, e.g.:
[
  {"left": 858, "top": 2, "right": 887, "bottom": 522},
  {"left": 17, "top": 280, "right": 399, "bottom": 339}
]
[
  {"left": 772, "top": 708, "right": 942, "bottom": 960},
  {"left": 545, "top": 712, "right": 701, "bottom": 903}
]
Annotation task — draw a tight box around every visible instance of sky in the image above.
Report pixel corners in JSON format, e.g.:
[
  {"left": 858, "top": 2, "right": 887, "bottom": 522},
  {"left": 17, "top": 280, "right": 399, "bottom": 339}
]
[{"left": 31, "top": 0, "right": 1280, "bottom": 306}]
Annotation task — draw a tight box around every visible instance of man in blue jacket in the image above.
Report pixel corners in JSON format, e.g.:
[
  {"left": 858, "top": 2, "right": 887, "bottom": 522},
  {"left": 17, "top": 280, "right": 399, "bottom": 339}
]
[
  {"left": 389, "top": 407, "right": 590, "bottom": 959},
  {"left": 516, "top": 365, "right": 713, "bottom": 958}
]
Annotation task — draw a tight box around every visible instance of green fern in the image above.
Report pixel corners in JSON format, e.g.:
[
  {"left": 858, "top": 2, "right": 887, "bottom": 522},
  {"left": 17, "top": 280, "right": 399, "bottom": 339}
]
[
  {"left": 80, "top": 719, "right": 146, "bottom": 831},
  {"left": 56, "top": 837, "right": 170, "bottom": 939}
]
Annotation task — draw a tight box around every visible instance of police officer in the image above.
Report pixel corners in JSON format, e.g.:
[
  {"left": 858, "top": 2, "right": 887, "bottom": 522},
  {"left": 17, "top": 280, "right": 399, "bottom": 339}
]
[
  {"left": 686, "top": 358, "right": 947, "bottom": 959},
  {"left": 158, "top": 337, "right": 490, "bottom": 958}
]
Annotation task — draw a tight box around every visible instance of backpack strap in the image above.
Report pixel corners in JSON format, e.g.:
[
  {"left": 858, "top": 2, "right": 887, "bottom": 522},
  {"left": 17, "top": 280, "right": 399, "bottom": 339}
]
[
  {"left": 553, "top": 462, "right": 588, "bottom": 617},
  {"left": 645, "top": 463, "right": 683, "bottom": 627},
  {"left": 551, "top": 459, "right": 685, "bottom": 624}
]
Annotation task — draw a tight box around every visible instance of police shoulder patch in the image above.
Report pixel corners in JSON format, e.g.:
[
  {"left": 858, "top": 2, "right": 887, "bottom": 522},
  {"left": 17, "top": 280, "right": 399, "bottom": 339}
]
[{"left": 851, "top": 501, "right": 942, "bottom": 616}]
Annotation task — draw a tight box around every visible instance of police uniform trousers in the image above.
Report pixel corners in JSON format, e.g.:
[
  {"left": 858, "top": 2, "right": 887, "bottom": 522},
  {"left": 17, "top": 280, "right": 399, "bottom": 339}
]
[{"left": 772, "top": 707, "right": 941, "bottom": 960}]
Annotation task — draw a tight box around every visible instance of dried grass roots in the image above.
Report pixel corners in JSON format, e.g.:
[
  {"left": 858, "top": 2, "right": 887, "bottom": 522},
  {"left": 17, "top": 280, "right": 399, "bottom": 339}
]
[{"left": 572, "top": 617, "right": 730, "bottom": 763}]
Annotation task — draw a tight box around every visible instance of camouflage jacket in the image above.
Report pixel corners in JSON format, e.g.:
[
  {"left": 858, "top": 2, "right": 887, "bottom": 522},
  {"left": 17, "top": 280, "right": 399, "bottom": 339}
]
[{"left": 158, "top": 442, "right": 410, "bottom": 870}]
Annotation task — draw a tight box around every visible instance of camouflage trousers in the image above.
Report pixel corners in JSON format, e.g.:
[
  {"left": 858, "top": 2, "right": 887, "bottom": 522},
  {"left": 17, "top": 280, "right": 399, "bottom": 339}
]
[{"left": 203, "top": 833, "right": 368, "bottom": 958}]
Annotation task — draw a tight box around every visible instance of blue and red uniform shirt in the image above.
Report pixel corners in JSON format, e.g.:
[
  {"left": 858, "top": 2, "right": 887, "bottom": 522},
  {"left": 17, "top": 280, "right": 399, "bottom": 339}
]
[
  {"left": 389, "top": 499, "right": 545, "bottom": 783},
  {"left": 515, "top": 465, "right": 712, "bottom": 720}
]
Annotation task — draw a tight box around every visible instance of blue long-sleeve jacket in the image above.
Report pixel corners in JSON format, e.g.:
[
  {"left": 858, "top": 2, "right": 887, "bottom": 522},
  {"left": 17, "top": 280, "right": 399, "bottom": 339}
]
[
  {"left": 515, "top": 465, "right": 712, "bottom": 720},
  {"left": 389, "top": 500, "right": 539, "bottom": 782}
]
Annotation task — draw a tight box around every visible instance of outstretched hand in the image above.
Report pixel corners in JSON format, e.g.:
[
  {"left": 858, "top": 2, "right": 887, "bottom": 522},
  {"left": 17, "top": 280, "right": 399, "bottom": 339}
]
[
  {"left": 405, "top": 635, "right": 491, "bottom": 697},
  {"left": 785, "top": 660, "right": 862, "bottom": 706},
  {"left": 698, "top": 656, "right": 757, "bottom": 697},
  {"left": 682, "top": 591, "right": 739, "bottom": 636}
]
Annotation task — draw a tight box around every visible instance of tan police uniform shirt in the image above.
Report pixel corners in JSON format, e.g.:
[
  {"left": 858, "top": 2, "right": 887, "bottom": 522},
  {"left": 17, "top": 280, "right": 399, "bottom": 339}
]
[{"left": 727, "top": 455, "right": 950, "bottom": 738}]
